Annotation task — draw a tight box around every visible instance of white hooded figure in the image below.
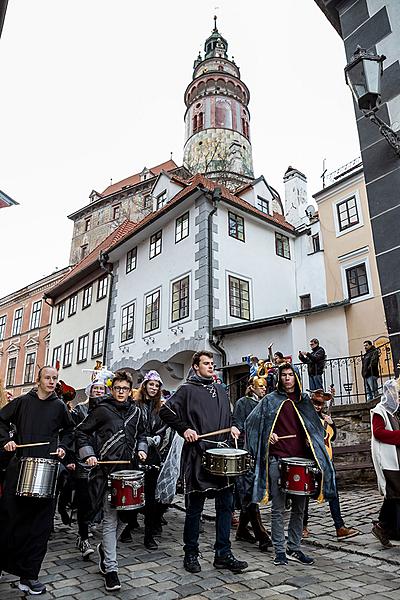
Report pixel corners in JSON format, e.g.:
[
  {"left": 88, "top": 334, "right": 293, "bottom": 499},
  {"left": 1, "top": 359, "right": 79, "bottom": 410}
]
[{"left": 370, "top": 379, "right": 400, "bottom": 497}]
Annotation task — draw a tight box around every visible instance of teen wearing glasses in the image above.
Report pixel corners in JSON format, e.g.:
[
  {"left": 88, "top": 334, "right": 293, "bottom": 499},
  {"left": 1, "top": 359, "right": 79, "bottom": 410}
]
[{"left": 76, "top": 370, "right": 148, "bottom": 592}]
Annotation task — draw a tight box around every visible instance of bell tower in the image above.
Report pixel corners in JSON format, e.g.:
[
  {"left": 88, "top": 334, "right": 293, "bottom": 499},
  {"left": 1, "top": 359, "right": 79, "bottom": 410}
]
[{"left": 183, "top": 17, "right": 254, "bottom": 190}]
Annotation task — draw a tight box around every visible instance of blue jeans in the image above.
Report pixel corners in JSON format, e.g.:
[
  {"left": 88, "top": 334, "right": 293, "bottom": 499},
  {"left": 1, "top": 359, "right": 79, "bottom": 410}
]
[
  {"left": 183, "top": 486, "right": 233, "bottom": 557},
  {"left": 365, "top": 376, "right": 378, "bottom": 401},
  {"left": 269, "top": 457, "right": 306, "bottom": 554},
  {"left": 309, "top": 375, "right": 323, "bottom": 391}
]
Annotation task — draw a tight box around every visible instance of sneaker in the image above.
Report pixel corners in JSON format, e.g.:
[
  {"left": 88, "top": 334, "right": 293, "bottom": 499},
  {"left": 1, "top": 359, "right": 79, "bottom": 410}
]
[
  {"left": 104, "top": 571, "right": 121, "bottom": 592},
  {"left": 336, "top": 526, "right": 359, "bottom": 540},
  {"left": 302, "top": 527, "right": 310, "bottom": 538},
  {"left": 273, "top": 552, "right": 288, "bottom": 566},
  {"left": 18, "top": 578, "right": 47, "bottom": 595},
  {"left": 183, "top": 554, "right": 201, "bottom": 573},
  {"left": 287, "top": 549, "right": 314, "bottom": 565},
  {"left": 259, "top": 536, "right": 272, "bottom": 552},
  {"left": 79, "top": 538, "right": 95, "bottom": 560},
  {"left": 372, "top": 522, "right": 393, "bottom": 548},
  {"left": 144, "top": 535, "right": 158, "bottom": 550},
  {"left": 213, "top": 552, "right": 248, "bottom": 573},
  {"left": 97, "top": 542, "right": 106, "bottom": 575}
]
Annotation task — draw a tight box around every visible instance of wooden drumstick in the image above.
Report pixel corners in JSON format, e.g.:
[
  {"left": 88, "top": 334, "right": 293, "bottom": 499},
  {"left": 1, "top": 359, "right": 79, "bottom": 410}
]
[
  {"left": 198, "top": 428, "right": 232, "bottom": 439},
  {"left": 277, "top": 434, "right": 296, "bottom": 440},
  {"left": 15, "top": 442, "right": 50, "bottom": 448},
  {"left": 97, "top": 460, "right": 131, "bottom": 465}
]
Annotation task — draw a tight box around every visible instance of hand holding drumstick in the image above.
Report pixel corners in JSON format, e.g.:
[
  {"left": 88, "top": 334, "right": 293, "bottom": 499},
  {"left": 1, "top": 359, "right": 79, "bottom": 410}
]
[{"left": 270, "top": 433, "right": 296, "bottom": 445}]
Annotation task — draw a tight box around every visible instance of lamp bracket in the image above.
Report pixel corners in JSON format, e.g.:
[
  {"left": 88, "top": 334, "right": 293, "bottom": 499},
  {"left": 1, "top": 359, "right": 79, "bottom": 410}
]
[{"left": 366, "top": 110, "right": 400, "bottom": 157}]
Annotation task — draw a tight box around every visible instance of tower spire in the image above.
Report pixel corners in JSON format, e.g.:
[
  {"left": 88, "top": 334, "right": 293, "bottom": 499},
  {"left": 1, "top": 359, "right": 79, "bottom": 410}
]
[{"left": 213, "top": 14, "right": 218, "bottom": 32}]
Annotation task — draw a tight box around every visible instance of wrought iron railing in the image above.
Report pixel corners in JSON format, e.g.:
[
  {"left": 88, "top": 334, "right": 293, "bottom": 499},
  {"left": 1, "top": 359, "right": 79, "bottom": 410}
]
[{"left": 226, "top": 341, "right": 395, "bottom": 406}]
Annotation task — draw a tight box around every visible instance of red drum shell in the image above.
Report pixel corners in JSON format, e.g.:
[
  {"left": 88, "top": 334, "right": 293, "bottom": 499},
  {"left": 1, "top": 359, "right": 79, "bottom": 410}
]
[
  {"left": 278, "top": 457, "right": 320, "bottom": 496},
  {"left": 110, "top": 470, "right": 145, "bottom": 510}
]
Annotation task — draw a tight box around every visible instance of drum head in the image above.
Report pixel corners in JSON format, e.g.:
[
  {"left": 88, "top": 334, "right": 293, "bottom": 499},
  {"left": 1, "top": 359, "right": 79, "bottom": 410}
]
[
  {"left": 205, "top": 448, "right": 248, "bottom": 457},
  {"left": 20, "top": 457, "right": 58, "bottom": 466},
  {"left": 280, "top": 457, "right": 315, "bottom": 466},
  {"left": 111, "top": 470, "right": 143, "bottom": 479}
]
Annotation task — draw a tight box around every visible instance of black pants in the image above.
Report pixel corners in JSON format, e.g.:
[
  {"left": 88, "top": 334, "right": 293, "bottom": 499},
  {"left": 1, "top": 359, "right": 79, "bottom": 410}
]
[
  {"left": 0, "top": 462, "right": 54, "bottom": 579},
  {"left": 183, "top": 486, "right": 233, "bottom": 557},
  {"left": 75, "top": 477, "right": 93, "bottom": 539},
  {"left": 379, "top": 498, "right": 400, "bottom": 537}
]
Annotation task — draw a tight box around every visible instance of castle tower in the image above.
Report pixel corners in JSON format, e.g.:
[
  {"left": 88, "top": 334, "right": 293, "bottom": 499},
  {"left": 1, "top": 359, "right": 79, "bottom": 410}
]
[{"left": 183, "top": 17, "right": 254, "bottom": 190}]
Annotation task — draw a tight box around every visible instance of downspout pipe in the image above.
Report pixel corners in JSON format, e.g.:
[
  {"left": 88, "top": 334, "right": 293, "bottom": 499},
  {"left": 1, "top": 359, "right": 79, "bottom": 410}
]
[
  {"left": 207, "top": 187, "right": 227, "bottom": 374},
  {"left": 99, "top": 251, "right": 114, "bottom": 366}
]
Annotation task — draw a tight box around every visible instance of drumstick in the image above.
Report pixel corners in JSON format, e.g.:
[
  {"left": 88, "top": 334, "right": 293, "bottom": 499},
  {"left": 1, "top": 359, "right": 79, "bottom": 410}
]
[
  {"left": 277, "top": 435, "right": 296, "bottom": 440},
  {"left": 97, "top": 460, "right": 131, "bottom": 464},
  {"left": 15, "top": 442, "right": 50, "bottom": 448},
  {"left": 198, "top": 428, "right": 231, "bottom": 439}
]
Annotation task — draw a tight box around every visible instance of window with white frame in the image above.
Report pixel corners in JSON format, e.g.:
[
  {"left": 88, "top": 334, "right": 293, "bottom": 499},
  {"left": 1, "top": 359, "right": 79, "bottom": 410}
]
[
  {"left": 144, "top": 290, "right": 160, "bottom": 333},
  {"left": 126, "top": 247, "right": 137, "bottom": 273},
  {"left": 113, "top": 205, "right": 121, "bottom": 220},
  {"left": 228, "top": 212, "right": 245, "bottom": 242},
  {"left": 57, "top": 303, "right": 65, "bottom": 323},
  {"left": 52, "top": 345, "right": 61, "bottom": 368},
  {"left": 156, "top": 190, "right": 168, "bottom": 210},
  {"left": 337, "top": 196, "right": 359, "bottom": 232},
  {"left": 63, "top": 340, "right": 74, "bottom": 367},
  {"left": 0, "top": 315, "right": 6, "bottom": 340},
  {"left": 228, "top": 276, "right": 250, "bottom": 320},
  {"left": 171, "top": 276, "right": 190, "bottom": 322},
  {"left": 82, "top": 285, "right": 92, "bottom": 309},
  {"left": 77, "top": 334, "right": 89, "bottom": 363},
  {"left": 68, "top": 294, "right": 77, "bottom": 317},
  {"left": 92, "top": 327, "right": 104, "bottom": 358},
  {"left": 6, "top": 357, "right": 17, "bottom": 387},
  {"left": 345, "top": 263, "right": 369, "bottom": 300},
  {"left": 97, "top": 276, "right": 108, "bottom": 300},
  {"left": 121, "top": 303, "right": 135, "bottom": 342},
  {"left": 300, "top": 294, "right": 312, "bottom": 311},
  {"left": 12, "top": 308, "right": 23, "bottom": 336},
  {"left": 257, "top": 196, "right": 270, "bottom": 214},
  {"left": 149, "top": 231, "right": 162, "bottom": 259},
  {"left": 175, "top": 212, "right": 189, "bottom": 243},
  {"left": 275, "top": 232, "right": 291, "bottom": 259},
  {"left": 312, "top": 233, "right": 320, "bottom": 253},
  {"left": 85, "top": 218, "right": 91, "bottom": 232},
  {"left": 30, "top": 301, "right": 42, "bottom": 330},
  {"left": 24, "top": 352, "right": 36, "bottom": 383}
]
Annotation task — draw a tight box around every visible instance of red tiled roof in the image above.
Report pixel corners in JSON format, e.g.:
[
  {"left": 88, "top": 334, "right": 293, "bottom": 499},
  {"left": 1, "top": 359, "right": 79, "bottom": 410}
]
[
  {"left": 45, "top": 220, "right": 137, "bottom": 298},
  {"left": 100, "top": 159, "right": 178, "bottom": 197},
  {"left": 107, "top": 174, "right": 294, "bottom": 256}
]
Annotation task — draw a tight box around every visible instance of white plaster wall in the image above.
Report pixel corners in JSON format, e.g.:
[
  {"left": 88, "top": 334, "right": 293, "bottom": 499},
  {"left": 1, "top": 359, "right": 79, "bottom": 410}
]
[
  {"left": 110, "top": 207, "right": 198, "bottom": 366},
  {"left": 220, "top": 324, "right": 293, "bottom": 365},
  {"left": 293, "top": 223, "right": 327, "bottom": 309},
  {"left": 48, "top": 287, "right": 109, "bottom": 390},
  {"left": 215, "top": 206, "right": 298, "bottom": 325},
  {"left": 304, "top": 308, "right": 349, "bottom": 359}
]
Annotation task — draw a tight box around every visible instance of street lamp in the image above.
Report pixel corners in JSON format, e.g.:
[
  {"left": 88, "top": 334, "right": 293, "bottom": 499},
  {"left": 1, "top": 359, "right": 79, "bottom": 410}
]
[{"left": 345, "top": 46, "right": 400, "bottom": 157}]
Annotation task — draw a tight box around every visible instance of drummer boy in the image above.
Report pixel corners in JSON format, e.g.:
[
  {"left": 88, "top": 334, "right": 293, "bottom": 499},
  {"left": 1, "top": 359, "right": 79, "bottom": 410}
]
[{"left": 75, "top": 370, "right": 148, "bottom": 593}]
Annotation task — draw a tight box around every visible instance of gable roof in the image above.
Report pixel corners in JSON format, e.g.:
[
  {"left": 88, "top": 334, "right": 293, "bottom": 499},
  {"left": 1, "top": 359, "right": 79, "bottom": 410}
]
[
  {"left": 45, "top": 220, "right": 137, "bottom": 300},
  {"left": 100, "top": 159, "right": 178, "bottom": 197}
]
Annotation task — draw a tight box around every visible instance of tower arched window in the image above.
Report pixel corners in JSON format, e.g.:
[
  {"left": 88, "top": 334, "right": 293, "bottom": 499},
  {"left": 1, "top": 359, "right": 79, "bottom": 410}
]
[
  {"left": 215, "top": 98, "right": 232, "bottom": 128},
  {"left": 242, "top": 117, "right": 249, "bottom": 139},
  {"left": 192, "top": 114, "right": 198, "bottom": 134},
  {"left": 198, "top": 112, "right": 204, "bottom": 131}
]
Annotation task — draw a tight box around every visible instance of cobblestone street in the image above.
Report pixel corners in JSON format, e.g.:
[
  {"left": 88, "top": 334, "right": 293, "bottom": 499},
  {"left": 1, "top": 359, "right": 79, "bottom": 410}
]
[{"left": 2, "top": 486, "right": 400, "bottom": 599}]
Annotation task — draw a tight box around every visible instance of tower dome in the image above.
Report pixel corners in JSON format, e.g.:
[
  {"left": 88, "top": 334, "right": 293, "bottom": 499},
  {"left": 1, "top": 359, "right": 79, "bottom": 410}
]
[{"left": 183, "top": 17, "right": 254, "bottom": 190}]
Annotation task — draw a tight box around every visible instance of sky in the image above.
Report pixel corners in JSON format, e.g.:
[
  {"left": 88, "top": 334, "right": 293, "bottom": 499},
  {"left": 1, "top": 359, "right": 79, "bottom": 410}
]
[{"left": 0, "top": 0, "right": 361, "bottom": 298}]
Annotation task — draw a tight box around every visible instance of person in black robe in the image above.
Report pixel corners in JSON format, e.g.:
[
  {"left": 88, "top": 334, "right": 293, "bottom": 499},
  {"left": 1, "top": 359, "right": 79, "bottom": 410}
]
[
  {"left": 0, "top": 366, "right": 73, "bottom": 595},
  {"left": 159, "top": 350, "right": 248, "bottom": 575}
]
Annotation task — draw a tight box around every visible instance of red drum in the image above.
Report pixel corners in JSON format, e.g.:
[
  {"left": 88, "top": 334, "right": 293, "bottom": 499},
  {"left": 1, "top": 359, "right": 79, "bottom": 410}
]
[
  {"left": 109, "top": 470, "right": 145, "bottom": 510},
  {"left": 278, "top": 457, "right": 320, "bottom": 496}
]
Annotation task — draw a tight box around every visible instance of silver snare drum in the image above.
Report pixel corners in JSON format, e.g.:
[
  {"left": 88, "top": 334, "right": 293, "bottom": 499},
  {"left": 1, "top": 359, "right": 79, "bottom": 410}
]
[
  {"left": 16, "top": 457, "right": 60, "bottom": 499},
  {"left": 202, "top": 448, "right": 252, "bottom": 476}
]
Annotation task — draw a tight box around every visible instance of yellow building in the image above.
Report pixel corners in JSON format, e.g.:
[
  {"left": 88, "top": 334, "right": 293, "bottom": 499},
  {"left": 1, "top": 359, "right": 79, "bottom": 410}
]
[{"left": 314, "top": 159, "right": 388, "bottom": 360}]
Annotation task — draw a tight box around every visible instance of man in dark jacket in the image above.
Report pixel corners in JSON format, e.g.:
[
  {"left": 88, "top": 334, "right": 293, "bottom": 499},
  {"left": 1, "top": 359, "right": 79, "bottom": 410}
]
[
  {"left": 76, "top": 370, "right": 148, "bottom": 593},
  {"left": 0, "top": 366, "right": 74, "bottom": 595},
  {"left": 298, "top": 338, "right": 326, "bottom": 390},
  {"left": 159, "top": 351, "right": 248, "bottom": 575},
  {"left": 362, "top": 340, "right": 380, "bottom": 400},
  {"left": 245, "top": 363, "right": 336, "bottom": 567}
]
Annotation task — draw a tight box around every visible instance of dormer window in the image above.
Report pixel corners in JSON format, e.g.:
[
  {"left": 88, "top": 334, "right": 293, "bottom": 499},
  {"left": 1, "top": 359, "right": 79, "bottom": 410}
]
[
  {"left": 156, "top": 190, "right": 168, "bottom": 210},
  {"left": 257, "top": 196, "right": 270, "bottom": 215}
]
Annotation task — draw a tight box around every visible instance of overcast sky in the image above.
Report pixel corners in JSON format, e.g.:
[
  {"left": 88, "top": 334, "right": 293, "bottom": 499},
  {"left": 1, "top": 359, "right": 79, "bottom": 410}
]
[{"left": 0, "top": 0, "right": 360, "bottom": 297}]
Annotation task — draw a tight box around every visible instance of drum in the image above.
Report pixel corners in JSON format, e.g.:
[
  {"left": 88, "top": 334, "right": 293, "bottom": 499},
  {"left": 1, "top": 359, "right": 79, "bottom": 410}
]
[
  {"left": 278, "top": 457, "right": 320, "bottom": 496},
  {"left": 16, "top": 457, "right": 59, "bottom": 498},
  {"left": 202, "top": 448, "right": 252, "bottom": 476},
  {"left": 109, "top": 470, "right": 145, "bottom": 510}
]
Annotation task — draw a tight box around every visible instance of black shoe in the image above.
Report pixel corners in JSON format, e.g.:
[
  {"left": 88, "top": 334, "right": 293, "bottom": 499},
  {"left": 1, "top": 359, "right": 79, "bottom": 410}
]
[
  {"left": 236, "top": 527, "right": 256, "bottom": 544},
  {"left": 97, "top": 543, "right": 106, "bottom": 575},
  {"left": 58, "top": 507, "right": 71, "bottom": 526},
  {"left": 259, "top": 537, "right": 272, "bottom": 552},
  {"left": 120, "top": 526, "right": 132, "bottom": 543},
  {"left": 18, "top": 579, "right": 47, "bottom": 595},
  {"left": 372, "top": 522, "right": 393, "bottom": 548},
  {"left": 144, "top": 536, "right": 158, "bottom": 550},
  {"left": 104, "top": 571, "right": 121, "bottom": 592},
  {"left": 153, "top": 526, "right": 162, "bottom": 536},
  {"left": 213, "top": 552, "right": 248, "bottom": 573},
  {"left": 184, "top": 554, "right": 201, "bottom": 573}
]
